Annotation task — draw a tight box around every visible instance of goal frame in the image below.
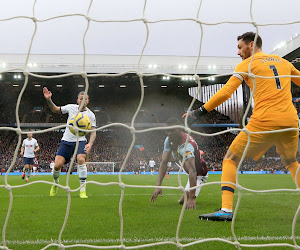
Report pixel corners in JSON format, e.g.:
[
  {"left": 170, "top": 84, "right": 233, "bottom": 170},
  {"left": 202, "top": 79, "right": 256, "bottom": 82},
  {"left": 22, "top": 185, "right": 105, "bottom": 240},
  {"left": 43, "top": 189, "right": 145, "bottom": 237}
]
[{"left": 85, "top": 162, "right": 115, "bottom": 173}]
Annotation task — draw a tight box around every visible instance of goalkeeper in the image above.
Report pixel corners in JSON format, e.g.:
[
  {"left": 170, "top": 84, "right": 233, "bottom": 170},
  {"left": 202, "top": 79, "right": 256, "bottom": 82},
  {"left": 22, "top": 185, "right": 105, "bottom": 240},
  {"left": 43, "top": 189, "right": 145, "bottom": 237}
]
[
  {"left": 43, "top": 87, "right": 96, "bottom": 198},
  {"left": 184, "top": 32, "right": 300, "bottom": 221},
  {"left": 150, "top": 117, "right": 208, "bottom": 210}
]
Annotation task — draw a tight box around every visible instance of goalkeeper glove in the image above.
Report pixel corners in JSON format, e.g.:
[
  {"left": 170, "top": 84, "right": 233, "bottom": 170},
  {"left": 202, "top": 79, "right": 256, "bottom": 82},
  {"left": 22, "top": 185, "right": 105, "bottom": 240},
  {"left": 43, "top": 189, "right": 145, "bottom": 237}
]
[{"left": 182, "top": 105, "right": 208, "bottom": 127}]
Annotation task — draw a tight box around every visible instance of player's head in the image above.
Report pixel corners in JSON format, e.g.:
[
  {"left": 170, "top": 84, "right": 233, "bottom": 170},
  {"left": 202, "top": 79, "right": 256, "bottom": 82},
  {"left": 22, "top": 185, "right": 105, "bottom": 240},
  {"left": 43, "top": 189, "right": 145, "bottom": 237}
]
[
  {"left": 237, "top": 32, "right": 262, "bottom": 60},
  {"left": 77, "top": 91, "right": 89, "bottom": 109},
  {"left": 165, "top": 117, "right": 182, "bottom": 147},
  {"left": 27, "top": 133, "right": 33, "bottom": 139}
]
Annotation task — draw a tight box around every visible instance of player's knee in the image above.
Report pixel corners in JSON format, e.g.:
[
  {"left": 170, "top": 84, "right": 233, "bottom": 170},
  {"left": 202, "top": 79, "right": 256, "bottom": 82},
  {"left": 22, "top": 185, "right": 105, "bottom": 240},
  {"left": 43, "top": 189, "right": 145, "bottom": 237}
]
[
  {"left": 77, "top": 157, "right": 85, "bottom": 165},
  {"left": 54, "top": 165, "right": 61, "bottom": 171},
  {"left": 224, "top": 149, "right": 240, "bottom": 165}
]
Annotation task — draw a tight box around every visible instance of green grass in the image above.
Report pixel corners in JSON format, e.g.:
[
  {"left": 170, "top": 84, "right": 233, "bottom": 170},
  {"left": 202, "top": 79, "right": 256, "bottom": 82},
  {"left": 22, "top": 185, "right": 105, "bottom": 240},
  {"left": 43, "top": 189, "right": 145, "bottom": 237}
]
[{"left": 0, "top": 174, "right": 300, "bottom": 249}]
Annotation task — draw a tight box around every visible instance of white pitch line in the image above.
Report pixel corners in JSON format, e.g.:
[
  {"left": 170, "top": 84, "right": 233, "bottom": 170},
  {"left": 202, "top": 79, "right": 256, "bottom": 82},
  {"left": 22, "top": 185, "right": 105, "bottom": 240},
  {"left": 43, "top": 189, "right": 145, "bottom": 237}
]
[{"left": 4, "top": 236, "right": 300, "bottom": 245}]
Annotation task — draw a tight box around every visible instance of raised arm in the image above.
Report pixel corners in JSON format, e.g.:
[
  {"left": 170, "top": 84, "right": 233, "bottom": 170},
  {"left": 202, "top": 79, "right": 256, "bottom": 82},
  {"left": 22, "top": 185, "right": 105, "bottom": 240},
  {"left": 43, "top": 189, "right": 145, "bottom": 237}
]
[{"left": 43, "top": 87, "right": 61, "bottom": 114}]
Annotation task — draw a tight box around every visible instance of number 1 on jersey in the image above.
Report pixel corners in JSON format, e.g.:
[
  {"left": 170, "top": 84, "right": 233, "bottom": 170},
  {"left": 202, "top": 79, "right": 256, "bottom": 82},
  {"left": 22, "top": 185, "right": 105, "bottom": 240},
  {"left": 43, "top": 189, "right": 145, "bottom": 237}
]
[{"left": 269, "top": 65, "right": 281, "bottom": 90}]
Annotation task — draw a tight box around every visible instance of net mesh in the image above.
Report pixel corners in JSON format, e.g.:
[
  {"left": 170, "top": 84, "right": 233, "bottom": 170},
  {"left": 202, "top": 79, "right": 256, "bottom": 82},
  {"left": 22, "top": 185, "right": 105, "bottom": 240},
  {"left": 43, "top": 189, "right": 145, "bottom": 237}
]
[{"left": 1, "top": 0, "right": 300, "bottom": 249}]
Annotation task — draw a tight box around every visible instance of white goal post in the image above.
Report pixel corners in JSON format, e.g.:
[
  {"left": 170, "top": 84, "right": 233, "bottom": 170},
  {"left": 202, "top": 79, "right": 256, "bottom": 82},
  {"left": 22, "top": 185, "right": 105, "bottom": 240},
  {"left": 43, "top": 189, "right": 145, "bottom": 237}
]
[{"left": 85, "top": 162, "right": 115, "bottom": 173}]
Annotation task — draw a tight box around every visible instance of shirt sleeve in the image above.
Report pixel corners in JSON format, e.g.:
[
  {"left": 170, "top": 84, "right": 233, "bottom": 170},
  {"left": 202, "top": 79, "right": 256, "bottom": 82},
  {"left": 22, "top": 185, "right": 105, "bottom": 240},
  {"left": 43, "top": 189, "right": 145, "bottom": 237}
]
[
  {"left": 90, "top": 113, "right": 96, "bottom": 127},
  {"left": 60, "top": 104, "right": 72, "bottom": 115},
  {"left": 34, "top": 139, "right": 38, "bottom": 147},
  {"left": 178, "top": 143, "right": 195, "bottom": 162},
  {"left": 164, "top": 137, "right": 171, "bottom": 152},
  {"left": 204, "top": 75, "right": 242, "bottom": 112},
  {"left": 22, "top": 140, "right": 25, "bottom": 147}
]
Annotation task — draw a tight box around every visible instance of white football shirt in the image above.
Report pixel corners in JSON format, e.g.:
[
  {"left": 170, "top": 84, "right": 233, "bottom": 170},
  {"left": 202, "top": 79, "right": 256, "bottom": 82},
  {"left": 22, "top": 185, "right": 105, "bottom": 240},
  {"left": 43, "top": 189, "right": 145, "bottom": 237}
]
[
  {"left": 148, "top": 160, "right": 155, "bottom": 168},
  {"left": 22, "top": 138, "right": 38, "bottom": 158},
  {"left": 61, "top": 104, "right": 96, "bottom": 142}
]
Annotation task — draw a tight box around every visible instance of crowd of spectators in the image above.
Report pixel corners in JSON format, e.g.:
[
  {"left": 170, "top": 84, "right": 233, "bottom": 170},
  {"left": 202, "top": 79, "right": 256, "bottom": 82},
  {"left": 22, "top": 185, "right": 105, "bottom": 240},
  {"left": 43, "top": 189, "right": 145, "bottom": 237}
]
[
  {"left": 0, "top": 128, "right": 293, "bottom": 174},
  {"left": 1, "top": 76, "right": 299, "bottom": 174}
]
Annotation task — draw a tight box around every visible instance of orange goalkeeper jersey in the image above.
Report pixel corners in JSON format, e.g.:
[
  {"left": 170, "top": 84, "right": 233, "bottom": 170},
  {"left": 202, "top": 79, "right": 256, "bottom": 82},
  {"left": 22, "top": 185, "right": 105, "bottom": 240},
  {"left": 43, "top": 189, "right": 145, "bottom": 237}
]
[{"left": 204, "top": 52, "right": 300, "bottom": 127}]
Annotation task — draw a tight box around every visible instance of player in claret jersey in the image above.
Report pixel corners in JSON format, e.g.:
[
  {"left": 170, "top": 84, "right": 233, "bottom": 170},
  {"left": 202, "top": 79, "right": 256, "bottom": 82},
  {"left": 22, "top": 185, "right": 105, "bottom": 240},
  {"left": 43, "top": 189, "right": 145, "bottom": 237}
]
[
  {"left": 185, "top": 32, "right": 300, "bottom": 221},
  {"left": 150, "top": 118, "right": 208, "bottom": 210}
]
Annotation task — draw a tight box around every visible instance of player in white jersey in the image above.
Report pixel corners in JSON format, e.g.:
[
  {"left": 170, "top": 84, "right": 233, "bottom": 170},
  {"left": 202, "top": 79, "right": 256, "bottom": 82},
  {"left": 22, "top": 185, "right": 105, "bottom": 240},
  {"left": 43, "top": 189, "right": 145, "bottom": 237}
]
[
  {"left": 43, "top": 87, "right": 96, "bottom": 198},
  {"left": 20, "top": 133, "right": 39, "bottom": 182},
  {"left": 148, "top": 158, "right": 156, "bottom": 176}
]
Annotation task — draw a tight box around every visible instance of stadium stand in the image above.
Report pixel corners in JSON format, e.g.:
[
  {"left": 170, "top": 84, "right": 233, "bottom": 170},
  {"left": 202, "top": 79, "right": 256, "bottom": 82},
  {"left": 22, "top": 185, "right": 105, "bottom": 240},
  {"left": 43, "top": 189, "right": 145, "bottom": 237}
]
[{"left": 1, "top": 73, "right": 299, "bottom": 174}]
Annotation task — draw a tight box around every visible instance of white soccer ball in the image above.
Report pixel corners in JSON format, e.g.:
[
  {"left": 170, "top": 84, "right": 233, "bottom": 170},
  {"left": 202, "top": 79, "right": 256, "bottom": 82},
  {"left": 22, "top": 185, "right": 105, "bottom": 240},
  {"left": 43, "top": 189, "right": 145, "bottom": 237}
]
[{"left": 69, "top": 113, "right": 91, "bottom": 136}]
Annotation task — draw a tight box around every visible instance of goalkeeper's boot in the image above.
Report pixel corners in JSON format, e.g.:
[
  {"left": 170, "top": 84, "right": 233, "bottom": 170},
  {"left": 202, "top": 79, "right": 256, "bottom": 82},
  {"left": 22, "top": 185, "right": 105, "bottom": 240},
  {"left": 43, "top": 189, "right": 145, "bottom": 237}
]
[
  {"left": 50, "top": 185, "right": 58, "bottom": 196},
  {"left": 21, "top": 173, "right": 25, "bottom": 179},
  {"left": 80, "top": 191, "right": 88, "bottom": 199},
  {"left": 199, "top": 209, "right": 233, "bottom": 222}
]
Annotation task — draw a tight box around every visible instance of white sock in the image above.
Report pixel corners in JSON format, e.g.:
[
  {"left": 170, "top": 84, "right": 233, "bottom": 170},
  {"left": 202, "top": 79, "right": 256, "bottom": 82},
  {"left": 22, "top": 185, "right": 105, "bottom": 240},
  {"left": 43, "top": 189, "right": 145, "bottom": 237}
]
[
  {"left": 78, "top": 164, "right": 87, "bottom": 192},
  {"left": 221, "top": 208, "right": 233, "bottom": 213},
  {"left": 53, "top": 170, "right": 61, "bottom": 184},
  {"left": 27, "top": 169, "right": 32, "bottom": 178}
]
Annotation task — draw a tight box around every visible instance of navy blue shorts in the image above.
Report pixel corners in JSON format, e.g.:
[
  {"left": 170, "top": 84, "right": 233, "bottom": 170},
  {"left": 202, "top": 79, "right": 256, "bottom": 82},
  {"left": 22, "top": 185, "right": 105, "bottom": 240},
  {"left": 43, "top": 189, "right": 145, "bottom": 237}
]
[
  {"left": 24, "top": 157, "right": 34, "bottom": 165},
  {"left": 57, "top": 140, "right": 87, "bottom": 164}
]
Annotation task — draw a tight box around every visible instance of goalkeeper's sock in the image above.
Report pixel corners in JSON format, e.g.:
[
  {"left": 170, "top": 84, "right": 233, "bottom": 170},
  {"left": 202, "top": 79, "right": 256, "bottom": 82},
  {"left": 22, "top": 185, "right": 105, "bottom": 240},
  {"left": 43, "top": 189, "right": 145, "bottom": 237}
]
[
  {"left": 53, "top": 170, "right": 61, "bottom": 184},
  {"left": 221, "top": 159, "right": 237, "bottom": 211},
  {"left": 78, "top": 164, "right": 87, "bottom": 192},
  {"left": 286, "top": 162, "right": 300, "bottom": 187}
]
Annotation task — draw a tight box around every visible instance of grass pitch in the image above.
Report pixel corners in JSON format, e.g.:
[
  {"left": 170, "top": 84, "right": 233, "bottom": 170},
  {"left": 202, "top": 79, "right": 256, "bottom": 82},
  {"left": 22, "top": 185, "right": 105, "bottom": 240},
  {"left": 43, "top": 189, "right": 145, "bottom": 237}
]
[{"left": 0, "top": 174, "right": 299, "bottom": 249}]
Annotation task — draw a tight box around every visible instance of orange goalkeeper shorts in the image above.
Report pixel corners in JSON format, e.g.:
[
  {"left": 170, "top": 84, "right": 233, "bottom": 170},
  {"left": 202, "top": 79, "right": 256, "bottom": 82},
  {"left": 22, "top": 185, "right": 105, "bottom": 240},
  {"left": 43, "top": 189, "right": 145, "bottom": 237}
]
[{"left": 229, "top": 122, "right": 299, "bottom": 161}]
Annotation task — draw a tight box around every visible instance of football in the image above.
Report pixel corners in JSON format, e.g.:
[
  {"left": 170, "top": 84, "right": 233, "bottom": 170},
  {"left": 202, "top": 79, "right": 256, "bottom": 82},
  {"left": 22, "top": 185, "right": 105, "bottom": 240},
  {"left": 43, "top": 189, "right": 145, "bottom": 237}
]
[{"left": 68, "top": 113, "right": 91, "bottom": 136}]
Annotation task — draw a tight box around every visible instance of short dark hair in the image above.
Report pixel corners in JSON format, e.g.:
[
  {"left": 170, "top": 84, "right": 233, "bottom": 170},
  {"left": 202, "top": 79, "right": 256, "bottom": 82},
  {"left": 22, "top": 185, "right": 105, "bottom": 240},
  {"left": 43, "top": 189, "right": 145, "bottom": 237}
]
[
  {"left": 78, "top": 91, "right": 89, "bottom": 98},
  {"left": 237, "top": 32, "right": 262, "bottom": 49}
]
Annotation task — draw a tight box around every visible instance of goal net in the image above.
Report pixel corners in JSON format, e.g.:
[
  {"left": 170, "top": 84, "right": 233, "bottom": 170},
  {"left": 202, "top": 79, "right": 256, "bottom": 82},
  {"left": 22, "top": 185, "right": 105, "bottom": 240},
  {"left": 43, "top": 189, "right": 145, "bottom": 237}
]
[
  {"left": 1, "top": 0, "right": 300, "bottom": 249},
  {"left": 86, "top": 162, "right": 115, "bottom": 173}
]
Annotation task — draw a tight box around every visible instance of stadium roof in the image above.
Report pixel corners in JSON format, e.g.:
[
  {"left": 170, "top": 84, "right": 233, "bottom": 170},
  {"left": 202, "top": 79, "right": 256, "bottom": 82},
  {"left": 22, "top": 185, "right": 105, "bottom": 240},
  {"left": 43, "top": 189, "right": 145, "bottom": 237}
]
[
  {"left": 0, "top": 54, "right": 240, "bottom": 75},
  {"left": 1, "top": 36, "right": 300, "bottom": 75},
  {"left": 272, "top": 34, "right": 300, "bottom": 69}
]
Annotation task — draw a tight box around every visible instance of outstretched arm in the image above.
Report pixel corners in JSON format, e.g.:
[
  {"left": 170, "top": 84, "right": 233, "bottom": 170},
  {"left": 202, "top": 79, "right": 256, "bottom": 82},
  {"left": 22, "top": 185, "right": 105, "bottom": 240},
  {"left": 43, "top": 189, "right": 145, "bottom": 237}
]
[
  {"left": 183, "top": 76, "right": 241, "bottom": 126},
  {"left": 150, "top": 150, "right": 171, "bottom": 202},
  {"left": 203, "top": 76, "right": 241, "bottom": 112},
  {"left": 43, "top": 87, "right": 61, "bottom": 114}
]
